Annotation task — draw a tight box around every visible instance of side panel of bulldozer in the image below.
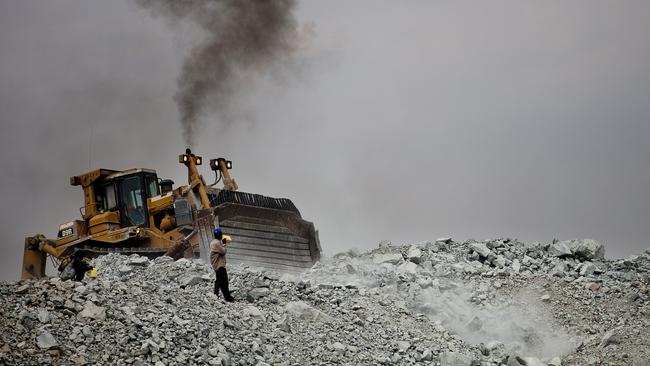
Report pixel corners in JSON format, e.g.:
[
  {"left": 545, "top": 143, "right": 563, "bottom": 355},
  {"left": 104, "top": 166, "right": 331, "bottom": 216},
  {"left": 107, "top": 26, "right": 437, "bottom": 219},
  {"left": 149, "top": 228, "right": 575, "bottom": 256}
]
[{"left": 215, "top": 201, "right": 321, "bottom": 272}]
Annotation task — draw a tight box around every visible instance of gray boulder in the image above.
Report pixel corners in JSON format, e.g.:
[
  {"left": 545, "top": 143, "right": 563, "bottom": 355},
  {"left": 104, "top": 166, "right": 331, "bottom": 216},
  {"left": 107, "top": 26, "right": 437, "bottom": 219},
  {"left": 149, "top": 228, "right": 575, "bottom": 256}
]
[
  {"left": 469, "top": 242, "right": 492, "bottom": 258},
  {"left": 511, "top": 259, "right": 521, "bottom": 273},
  {"left": 397, "top": 261, "right": 419, "bottom": 274},
  {"left": 550, "top": 262, "right": 568, "bottom": 277},
  {"left": 600, "top": 329, "right": 622, "bottom": 348},
  {"left": 118, "top": 265, "right": 133, "bottom": 275},
  {"left": 372, "top": 253, "right": 403, "bottom": 265},
  {"left": 548, "top": 241, "right": 573, "bottom": 257},
  {"left": 406, "top": 246, "right": 423, "bottom": 263},
  {"left": 14, "top": 284, "right": 30, "bottom": 294},
  {"left": 395, "top": 340, "right": 410, "bottom": 353},
  {"left": 493, "top": 256, "right": 507, "bottom": 268},
  {"left": 439, "top": 351, "right": 473, "bottom": 366},
  {"left": 572, "top": 239, "right": 605, "bottom": 260},
  {"left": 247, "top": 287, "right": 271, "bottom": 301},
  {"left": 78, "top": 301, "right": 106, "bottom": 321},
  {"left": 284, "top": 301, "right": 332, "bottom": 322},
  {"left": 242, "top": 306, "right": 264, "bottom": 320},
  {"left": 579, "top": 262, "right": 597, "bottom": 276},
  {"left": 36, "top": 308, "right": 50, "bottom": 324},
  {"left": 551, "top": 239, "right": 605, "bottom": 260},
  {"left": 128, "top": 256, "right": 150, "bottom": 266},
  {"left": 178, "top": 274, "right": 204, "bottom": 287},
  {"left": 36, "top": 330, "right": 58, "bottom": 350}
]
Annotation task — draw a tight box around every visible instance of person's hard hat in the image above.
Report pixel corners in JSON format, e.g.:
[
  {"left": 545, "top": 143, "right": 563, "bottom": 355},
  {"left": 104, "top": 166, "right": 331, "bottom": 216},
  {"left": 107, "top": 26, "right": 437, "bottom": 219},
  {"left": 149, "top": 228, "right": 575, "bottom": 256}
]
[
  {"left": 89, "top": 268, "right": 97, "bottom": 279},
  {"left": 213, "top": 227, "right": 223, "bottom": 239}
]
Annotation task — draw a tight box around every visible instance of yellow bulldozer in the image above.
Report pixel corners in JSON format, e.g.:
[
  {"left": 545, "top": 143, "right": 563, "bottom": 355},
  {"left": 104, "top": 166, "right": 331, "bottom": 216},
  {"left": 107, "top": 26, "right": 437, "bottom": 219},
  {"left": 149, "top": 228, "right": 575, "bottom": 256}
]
[{"left": 21, "top": 149, "right": 321, "bottom": 279}]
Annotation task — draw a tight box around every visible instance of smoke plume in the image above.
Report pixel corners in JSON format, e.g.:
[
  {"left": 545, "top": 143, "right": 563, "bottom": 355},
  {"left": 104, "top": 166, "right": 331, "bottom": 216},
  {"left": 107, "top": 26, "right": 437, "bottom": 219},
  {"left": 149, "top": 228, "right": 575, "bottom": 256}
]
[{"left": 136, "top": 0, "right": 301, "bottom": 147}]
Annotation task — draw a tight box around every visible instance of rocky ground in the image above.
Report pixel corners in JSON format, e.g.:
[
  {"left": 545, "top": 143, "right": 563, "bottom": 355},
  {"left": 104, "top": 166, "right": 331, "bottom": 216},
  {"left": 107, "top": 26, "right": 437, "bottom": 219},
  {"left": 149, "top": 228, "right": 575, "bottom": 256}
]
[{"left": 1, "top": 238, "right": 649, "bottom": 366}]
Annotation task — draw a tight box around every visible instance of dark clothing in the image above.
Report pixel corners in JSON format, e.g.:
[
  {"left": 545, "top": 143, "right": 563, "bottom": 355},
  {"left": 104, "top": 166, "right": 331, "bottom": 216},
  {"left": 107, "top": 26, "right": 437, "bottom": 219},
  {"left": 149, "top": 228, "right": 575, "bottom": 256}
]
[
  {"left": 60, "top": 256, "right": 92, "bottom": 281},
  {"left": 214, "top": 267, "right": 234, "bottom": 302},
  {"left": 73, "top": 259, "right": 92, "bottom": 281}
]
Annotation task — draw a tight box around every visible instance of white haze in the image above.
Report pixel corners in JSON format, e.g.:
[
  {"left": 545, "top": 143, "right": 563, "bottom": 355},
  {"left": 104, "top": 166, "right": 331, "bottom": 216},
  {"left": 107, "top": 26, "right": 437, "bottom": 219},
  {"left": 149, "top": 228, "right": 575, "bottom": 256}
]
[
  {"left": 296, "top": 256, "right": 575, "bottom": 360},
  {"left": 415, "top": 285, "right": 575, "bottom": 359}
]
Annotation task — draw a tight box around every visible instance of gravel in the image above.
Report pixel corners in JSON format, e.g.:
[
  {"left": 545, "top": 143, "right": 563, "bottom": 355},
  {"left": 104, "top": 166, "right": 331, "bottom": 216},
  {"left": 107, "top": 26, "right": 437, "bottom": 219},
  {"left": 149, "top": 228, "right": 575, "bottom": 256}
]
[{"left": 1, "top": 237, "right": 648, "bottom": 365}]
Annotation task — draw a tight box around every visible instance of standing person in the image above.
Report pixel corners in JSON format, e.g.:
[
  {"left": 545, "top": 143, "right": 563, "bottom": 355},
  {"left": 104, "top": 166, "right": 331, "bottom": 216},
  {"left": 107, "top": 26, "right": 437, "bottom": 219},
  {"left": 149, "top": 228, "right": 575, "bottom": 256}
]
[{"left": 210, "top": 227, "right": 234, "bottom": 302}]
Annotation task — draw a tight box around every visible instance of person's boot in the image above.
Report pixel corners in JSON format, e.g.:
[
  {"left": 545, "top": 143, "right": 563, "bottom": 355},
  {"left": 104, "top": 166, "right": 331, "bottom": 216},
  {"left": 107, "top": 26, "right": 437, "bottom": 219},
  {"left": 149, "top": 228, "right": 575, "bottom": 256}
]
[{"left": 221, "top": 284, "right": 234, "bottom": 302}]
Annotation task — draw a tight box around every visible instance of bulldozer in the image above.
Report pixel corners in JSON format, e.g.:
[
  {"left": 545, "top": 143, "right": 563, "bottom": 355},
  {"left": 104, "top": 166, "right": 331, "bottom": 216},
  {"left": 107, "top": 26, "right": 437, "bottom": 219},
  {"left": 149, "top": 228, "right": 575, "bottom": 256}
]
[{"left": 21, "top": 149, "right": 321, "bottom": 280}]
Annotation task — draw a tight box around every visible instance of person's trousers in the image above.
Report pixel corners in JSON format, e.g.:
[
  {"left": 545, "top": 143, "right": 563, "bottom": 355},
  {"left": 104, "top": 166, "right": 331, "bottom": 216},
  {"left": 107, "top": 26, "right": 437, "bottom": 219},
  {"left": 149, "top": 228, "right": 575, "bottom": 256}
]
[{"left": 214, "top": 267, "right": 234, "bottom": 301}]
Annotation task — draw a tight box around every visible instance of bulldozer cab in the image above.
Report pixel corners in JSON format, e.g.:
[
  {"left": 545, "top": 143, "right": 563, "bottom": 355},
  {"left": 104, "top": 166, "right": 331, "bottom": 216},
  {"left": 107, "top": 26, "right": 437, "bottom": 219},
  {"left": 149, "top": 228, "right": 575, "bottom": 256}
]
[{"left": 94, "top": 169, "right": 159, "bottom": 228}]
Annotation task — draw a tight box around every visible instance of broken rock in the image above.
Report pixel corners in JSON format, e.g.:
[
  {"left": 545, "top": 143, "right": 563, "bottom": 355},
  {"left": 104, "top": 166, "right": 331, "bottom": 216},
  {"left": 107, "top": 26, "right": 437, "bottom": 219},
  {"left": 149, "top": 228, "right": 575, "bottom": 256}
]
[
  {"left": 439, "top": 351, "right": 473, "bottom": 366},
  {"left": 14, "top": 284, "right": 30, "bottom": 294},
  {"left": 406, "top": 246, "right": 423, "bottom": 263},
  {"left": 579, "top": 262, "right": 597, "bottom": 277},
  {"left": 550, "top": 262, "right": 568, "bottom": 277},
  {"left": 243, "top": 305, "right": 264, "bottom": 320},
  {"left": 469, "top": 242, "right": 492, "bottom": 258},
  {"left": 600, "top": 329, "right": 622, "bottom": 348},
  {"left": 128, "top": 255, "right": 150, "bottom": 266},
  {"left": 395, "top": 341, "right": 410, "bottom": 353},
  {"left": 178, "top": 274, "right": 203, "bottom": 287},
  {"left": 118, "top": 265, "right": 133, "bottom": 275},
  {"left": 397, "top": 261, "right": 419, "bottom": 274},
  {"left": 36, "top": 330, "right": 58, "bottom": 350},
  {"left": 511, "top": 259, "right": 521, "bottom": 273},
  {"left": 548, "top": 241, "right": 573, "bottom": 258},
  {"left": 372, "top": 253, "right": 403, "bottom": 265},
  {"left": 36, "top": 308, "right": 50, "bottom": 324},
  {"left": 247, "top": 287, "right": 271, "bottom": 301},
  {"left": 77, "top": 301, "right": 106, "bottom": 321},
  {"left": 572, "top": 239, "right": 605, "bottom": 260},
  {"left": 284, "top": 301, "right": 331, "bottom": 322}
]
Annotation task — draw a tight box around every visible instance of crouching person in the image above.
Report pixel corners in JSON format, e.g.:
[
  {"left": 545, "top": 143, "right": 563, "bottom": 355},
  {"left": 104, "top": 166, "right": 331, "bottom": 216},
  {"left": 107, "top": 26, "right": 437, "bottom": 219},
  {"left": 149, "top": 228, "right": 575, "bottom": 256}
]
[
  {"left": 210, "top": 228, "right": 234, "bottom": 302},
  {"left": 59, "top": 251, "right": 93, "bottom": 281}
]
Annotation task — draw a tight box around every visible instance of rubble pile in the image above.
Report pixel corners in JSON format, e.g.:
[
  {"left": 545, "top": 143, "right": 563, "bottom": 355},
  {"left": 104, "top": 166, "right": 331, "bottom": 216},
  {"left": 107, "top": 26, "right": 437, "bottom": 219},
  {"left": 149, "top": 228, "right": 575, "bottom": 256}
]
[{"left": 1, "top": 237, "right": 649, "bottom": 365}]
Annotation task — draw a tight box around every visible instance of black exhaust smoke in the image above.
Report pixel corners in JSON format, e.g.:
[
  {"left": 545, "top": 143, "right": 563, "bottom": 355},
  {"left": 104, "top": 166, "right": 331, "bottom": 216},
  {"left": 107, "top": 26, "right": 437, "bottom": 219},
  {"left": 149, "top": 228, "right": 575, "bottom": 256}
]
[{"left": 135, "top": 0, "right": 301, "bottom": 147}]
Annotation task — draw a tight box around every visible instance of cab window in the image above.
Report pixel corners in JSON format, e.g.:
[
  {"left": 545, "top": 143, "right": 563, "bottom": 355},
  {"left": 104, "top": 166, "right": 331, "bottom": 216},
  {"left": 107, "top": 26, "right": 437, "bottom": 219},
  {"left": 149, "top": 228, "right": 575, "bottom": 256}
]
[
  {"left": 120, "top": 176, "right": 146, "bottom": 226},
  {"left": 146, "top": 175, "right": 160, "bottom": 197},
  {"left": 95, "top": 183, "right": 116, "bottom": 212}
]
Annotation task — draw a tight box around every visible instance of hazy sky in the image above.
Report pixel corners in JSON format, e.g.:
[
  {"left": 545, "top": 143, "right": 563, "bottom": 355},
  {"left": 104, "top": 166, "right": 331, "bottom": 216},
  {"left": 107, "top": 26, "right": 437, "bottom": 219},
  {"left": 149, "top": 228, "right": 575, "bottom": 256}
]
[{"left": 1, "top": 1, "right": 649, "bottom": 280}]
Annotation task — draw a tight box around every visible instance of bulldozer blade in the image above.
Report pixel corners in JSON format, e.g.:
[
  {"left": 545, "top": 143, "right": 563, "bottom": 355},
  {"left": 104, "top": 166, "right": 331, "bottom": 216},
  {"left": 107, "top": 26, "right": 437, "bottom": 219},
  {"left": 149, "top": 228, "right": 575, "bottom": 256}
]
[{"left": 213, "top": 193, "right": 321, "bottom": 272}]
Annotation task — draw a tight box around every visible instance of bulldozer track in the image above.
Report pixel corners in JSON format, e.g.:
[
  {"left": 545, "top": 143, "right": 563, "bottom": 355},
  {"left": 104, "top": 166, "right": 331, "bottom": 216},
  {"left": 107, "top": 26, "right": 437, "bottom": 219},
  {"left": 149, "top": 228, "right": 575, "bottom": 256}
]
[{"left": 80, "top": 245, "right": 170, "bottom": 257}]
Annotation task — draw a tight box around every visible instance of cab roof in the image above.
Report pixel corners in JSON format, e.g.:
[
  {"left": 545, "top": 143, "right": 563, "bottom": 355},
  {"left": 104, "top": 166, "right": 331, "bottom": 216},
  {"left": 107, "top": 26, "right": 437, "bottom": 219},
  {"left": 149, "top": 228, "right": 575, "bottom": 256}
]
[{"left": 70, "top": 168, "right": 157, "bottom": 187}]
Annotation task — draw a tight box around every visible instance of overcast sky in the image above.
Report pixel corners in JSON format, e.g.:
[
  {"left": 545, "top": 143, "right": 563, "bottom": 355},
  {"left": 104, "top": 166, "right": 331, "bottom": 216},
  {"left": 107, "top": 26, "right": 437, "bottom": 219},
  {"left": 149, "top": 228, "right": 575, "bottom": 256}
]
[{"left": 1, "top": 1, "right": 649, "bottom": 280}]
